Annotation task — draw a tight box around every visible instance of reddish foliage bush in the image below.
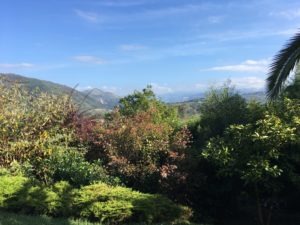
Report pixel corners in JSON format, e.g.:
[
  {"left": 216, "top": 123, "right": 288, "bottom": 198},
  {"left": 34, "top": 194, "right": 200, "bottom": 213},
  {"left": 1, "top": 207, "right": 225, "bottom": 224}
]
[{"left": 76, "top": 107, "right": 191, "bottom": 192}]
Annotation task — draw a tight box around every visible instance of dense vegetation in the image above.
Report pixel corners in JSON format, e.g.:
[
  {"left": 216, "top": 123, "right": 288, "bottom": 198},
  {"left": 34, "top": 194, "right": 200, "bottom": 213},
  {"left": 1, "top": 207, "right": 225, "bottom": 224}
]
[{"left": 0, "top": 70, "right": 299, "bottom": 225}]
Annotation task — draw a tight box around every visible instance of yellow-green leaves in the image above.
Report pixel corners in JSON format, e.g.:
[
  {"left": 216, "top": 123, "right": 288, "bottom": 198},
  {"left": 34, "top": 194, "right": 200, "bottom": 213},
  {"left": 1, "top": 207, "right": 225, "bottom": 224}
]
[
  {"left": 202, "top": 98, "right": 300, "bottom": 185},
  {"left": 0, "top": 82, "right": 75, "bottom": 172}
]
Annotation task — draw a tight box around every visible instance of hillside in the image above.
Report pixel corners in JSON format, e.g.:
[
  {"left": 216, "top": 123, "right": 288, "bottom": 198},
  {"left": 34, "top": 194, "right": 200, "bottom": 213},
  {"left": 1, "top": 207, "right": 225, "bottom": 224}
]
[
  {"left": 0, "top": 73, "right": 119, "bottom": 113},
  {"left": 171, "top": 91, "right": 266, "bottom": 119},
  {"left": 82, "top": 88, "right": 119, "bottom": 109}
]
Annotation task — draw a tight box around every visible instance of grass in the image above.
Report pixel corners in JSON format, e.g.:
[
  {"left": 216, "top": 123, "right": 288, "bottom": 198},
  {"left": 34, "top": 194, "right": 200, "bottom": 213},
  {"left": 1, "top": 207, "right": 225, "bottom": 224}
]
[
  {"left": 0, "top": 211, "right": 102, "bottom": 225},
  {"left": 0, "top": 211, "right": 205, "bottom": 225},
  {"left": 2, "top": 209, "right": 299, "bottom": 225}
]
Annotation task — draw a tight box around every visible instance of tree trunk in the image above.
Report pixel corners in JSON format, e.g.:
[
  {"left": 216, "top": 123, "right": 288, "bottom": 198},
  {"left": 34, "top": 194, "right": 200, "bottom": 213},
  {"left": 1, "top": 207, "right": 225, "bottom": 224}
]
[{"left": 255, "top": 184, "right": 265, "bottom": 225}]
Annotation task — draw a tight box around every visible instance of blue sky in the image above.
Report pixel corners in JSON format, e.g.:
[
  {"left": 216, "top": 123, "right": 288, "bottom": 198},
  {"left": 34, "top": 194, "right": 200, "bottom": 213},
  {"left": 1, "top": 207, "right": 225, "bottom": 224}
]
[{"left": 1, "top": 0, "right": 300, "bottom": 95}]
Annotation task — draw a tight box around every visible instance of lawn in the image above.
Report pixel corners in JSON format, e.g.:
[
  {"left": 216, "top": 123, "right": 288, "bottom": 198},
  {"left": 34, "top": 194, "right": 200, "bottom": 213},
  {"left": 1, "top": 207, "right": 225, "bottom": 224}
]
[
  {"left": 0, "top": 211, "right": 203, "bottom": 225},
  {"left": 0, "top": 211, "right": 102, "bottom": 225},
  {"left": 1, "top": 209, "right": 300, "bottom": 225}
]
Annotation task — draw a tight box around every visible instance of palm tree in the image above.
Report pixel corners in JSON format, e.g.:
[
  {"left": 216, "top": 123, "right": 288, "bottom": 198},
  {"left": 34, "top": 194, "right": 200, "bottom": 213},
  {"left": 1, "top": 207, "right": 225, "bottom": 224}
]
[{"left": 267, "top": 30, "right": 300, "bottom": 99}]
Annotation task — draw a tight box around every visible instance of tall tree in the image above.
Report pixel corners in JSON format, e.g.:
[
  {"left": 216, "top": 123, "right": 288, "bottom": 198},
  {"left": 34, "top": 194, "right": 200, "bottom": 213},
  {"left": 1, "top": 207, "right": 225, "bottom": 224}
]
[{"left": 267, "top": 30, "right": 300, "bottom": 99}]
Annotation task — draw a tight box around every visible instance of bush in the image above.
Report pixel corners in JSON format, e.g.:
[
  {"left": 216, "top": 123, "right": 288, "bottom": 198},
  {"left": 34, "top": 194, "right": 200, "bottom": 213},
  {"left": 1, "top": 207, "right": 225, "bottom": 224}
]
[
  {"left": 73, "top": 183, "right": 192, "bottom": 224},
  {"left": 0, "top": 175, "right": 28, "bottom": 208},
  {"left": 191, "top": 84, "right": 248, "bottom": 148},
  {"left": 0, "top": 176, "right": 73, "bottom": 216},
  {"left": 91, "top": 108, "right": 191, "bottom": 193},
  {"left": 0, "top": 175, "right": 192, "bottom": 224},
  {"left": 0, "top": 82, "right": 75, "bottom": 168},
  {"left": 41, "top": 148, "right": 119, "bottom": 187}
]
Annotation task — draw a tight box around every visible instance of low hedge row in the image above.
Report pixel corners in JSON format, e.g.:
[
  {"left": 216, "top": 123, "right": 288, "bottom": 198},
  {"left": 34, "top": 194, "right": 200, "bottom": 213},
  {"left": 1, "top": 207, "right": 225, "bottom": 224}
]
[{"left": 0, "top": 175, "right": 192, "bottom": 224}]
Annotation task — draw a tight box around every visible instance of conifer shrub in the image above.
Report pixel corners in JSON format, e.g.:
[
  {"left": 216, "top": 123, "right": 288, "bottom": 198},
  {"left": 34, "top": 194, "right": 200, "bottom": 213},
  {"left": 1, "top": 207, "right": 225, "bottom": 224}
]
[
  {"left": 73, "top": 182, "right": 192, "bottom": 223},
  {"left": 0, "top": 175, "right": 192, "bottom": 224}
]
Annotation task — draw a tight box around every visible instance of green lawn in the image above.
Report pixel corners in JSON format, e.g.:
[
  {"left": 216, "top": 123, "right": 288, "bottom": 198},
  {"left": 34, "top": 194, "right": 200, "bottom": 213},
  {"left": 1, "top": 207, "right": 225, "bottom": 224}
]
[
  {"left": 2, "top": 210, "right": 299, "bottom": 225},
  {"left": 0, "top": 211, "right": 203, "bottom": 225},
  {"left": 0, "top": 211, "right": 102, "bottom": 225}
]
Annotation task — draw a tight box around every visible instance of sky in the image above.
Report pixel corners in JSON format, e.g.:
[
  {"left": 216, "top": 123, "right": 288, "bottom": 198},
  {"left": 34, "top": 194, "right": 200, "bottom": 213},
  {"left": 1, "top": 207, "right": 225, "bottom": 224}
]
[{"left": 1, "top": 0, "right": 300, "bottom": 96}]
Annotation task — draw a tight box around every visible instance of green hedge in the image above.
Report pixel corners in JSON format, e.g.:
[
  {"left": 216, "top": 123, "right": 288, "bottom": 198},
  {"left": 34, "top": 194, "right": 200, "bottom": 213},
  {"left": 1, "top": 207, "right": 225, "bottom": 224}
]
[{"left": 0, "top": 175, "right": 192, "bottom": 224}]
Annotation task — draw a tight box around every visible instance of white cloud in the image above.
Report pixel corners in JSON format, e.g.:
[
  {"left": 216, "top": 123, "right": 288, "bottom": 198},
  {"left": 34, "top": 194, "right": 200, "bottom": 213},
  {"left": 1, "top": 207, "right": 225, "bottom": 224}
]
[
  {"left": 207, "top": 59, "right": 270, "bottom": 73},
  {"left": 120, "top": 44, "right": 147, "bottom": 51},
  {"left": 270, "top": 8, "right": 300, "bottom": 19},
  {"left": 73, "top": 55, "right": 108, "bottom": 64},
  {"left": 74, "top": 9, "right": 99, "bottom": 23},
  {"left": 150, "top": 83, "right": 173, "bottom": 95},
  {"left": 0, "top": 63, "right": 34, "bottom": 69},
  {"left": 194, "top": 76, "right": 265, "bottom": 91},
  {"left": 230, "top": 76, "right": 265, "bottom": 90}
]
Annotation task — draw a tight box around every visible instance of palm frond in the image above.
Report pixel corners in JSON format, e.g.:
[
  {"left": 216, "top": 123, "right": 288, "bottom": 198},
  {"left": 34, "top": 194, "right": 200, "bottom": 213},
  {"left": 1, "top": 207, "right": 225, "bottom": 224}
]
[{"left": 267, "top": 31, "right": 300, "bottom": 100}]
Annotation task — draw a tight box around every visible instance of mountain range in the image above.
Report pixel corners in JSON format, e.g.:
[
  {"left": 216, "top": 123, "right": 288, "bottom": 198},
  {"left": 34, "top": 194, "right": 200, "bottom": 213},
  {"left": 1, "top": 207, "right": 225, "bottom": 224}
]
[
  {"left": 0, "top": 73, "right": 266, "bottom": 114},
  {"left": 0, "top": 73, "right": 120, "bottom": 114}
]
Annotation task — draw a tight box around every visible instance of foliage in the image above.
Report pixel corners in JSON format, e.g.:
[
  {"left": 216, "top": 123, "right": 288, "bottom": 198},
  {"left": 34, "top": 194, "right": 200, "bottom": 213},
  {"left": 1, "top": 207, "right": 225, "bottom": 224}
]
[
  {"left": 74, "top": 183, "right": 192, "bottom": 224},
  {"left": 0, "top": 81, "right": 114, "bottom": 187},
  {"left": 40, "top": 147, "right": 118, "bottom": 187},
  {"left": 118, "top": 85, "right": 178, "bottom": 127},
  {"left": 0, "top": 211, "right": 203, "bottom": 225},
  {"left": 174, "top": 101, "right": 201, "bottom": 120},
  {"left": 0, "top": 175, "right": 192, "bottom": 224},
  {"left": 0, "top": 175, "right": 28, "bottom": 208},
  {"left": 0, "top": 210, "right": 104, "bottom": 225},
  {"left": 92, "top": 108, "right": 191, "bottom": 192},
  {"left": 282, "top": 64, "right": 300, "bottom": 99},
  {"left": 189, "top": 84, "right": 248, "bottom": 147},
  {"left": 0, "top": 81, "right": 75, "bottom": 178},
  {"left": 0, "top": 175, "right": 73, "bottom": 216},
  {"left": 202, "top": 98, "right": 300, "bottom": 225},
  {"left": 267, "top": 30, "right": 300, "bottom": 99}
]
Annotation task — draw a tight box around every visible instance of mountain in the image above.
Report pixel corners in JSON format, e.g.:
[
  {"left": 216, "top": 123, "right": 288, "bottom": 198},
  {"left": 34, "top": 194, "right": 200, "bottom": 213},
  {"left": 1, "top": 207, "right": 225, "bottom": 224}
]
[
  {"left": 0, "top": 73, "right": 119, "bottom": 113},
  {"left": 168, "top": 91, "right": 266, "bottom": 119},
  {"left": 159, "top": 92, "right": 204, "bottom": 103},
  {"left": 82, "top": 88, "right": 119, "bottom": 109},
  {"left": 161, "top": 90, "right": 266, "bottom": 103}
]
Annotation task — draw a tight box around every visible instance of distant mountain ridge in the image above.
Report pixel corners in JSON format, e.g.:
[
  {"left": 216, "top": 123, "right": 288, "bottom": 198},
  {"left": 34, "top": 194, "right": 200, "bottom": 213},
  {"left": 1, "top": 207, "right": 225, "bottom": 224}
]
[
  {"left": 82, "top": 88, "right": 119, "bottom": 109},
  {"left": 0, "top": 73, "right": 120, "bottom": 113},
  {"left": 160, "top": 90, "right": 266, "bottom": 103},
  {"left": 0, "top": 73, "right": 266, "bottom": 115}
]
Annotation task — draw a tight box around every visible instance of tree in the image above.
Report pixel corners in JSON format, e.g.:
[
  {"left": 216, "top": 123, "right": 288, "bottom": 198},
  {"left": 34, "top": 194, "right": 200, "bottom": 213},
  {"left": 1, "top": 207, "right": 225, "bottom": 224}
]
[
  {"left": 202, "top": 98, "right": 300, "bottom": 225},
  {"left": 267, "top": 30, "right": 300, "bottom": 99},
  {"left": 190, "top": 84, "right": 248, "bottom": 147},
  {"left": 118, "top": 85, "right": 178, "bottom": 127},
  {"left": 283, "top": 64, "right": 300, "bottom": 99},
  {"left": 184, "top": 84, "right": 252, "bottom": 219}
]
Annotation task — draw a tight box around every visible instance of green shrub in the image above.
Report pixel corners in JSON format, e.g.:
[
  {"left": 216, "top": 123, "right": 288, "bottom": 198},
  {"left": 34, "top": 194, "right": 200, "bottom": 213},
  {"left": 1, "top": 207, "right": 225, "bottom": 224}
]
[
  {"left": 41, "top": 148, "right": 119, "bottom": 187},
  {"left": 74, "top": 183, "right": 192, "bottom": 224},
  {"left": 0, "top": 175, "right": 192, "bottom": 224},
  {"left": 0, "top": 175, "right": 73, "bottom": 216},
  {"left": 0, "top": 175, "right": 28, "bottom": 207}
]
